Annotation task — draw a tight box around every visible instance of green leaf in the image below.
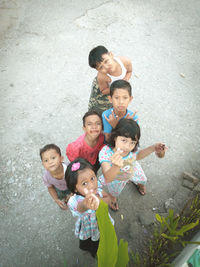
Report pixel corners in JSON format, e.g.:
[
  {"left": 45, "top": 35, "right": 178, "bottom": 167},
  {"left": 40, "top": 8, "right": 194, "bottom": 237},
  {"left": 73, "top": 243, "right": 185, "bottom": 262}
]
[
  {"left": 176, "top": 220, "right": 199, "bottom": 236},
  {"left": 155, "top": 214, "right": 163, "bottom": 223},
  {"left": 96, "top": 200, "right": 118, "bottom": 267},
  {"left": 161, "top": 233, "right": 178, "bottom": 242},
  {"left": 115, "top": 239, "right": 129, "bottom": 267}
]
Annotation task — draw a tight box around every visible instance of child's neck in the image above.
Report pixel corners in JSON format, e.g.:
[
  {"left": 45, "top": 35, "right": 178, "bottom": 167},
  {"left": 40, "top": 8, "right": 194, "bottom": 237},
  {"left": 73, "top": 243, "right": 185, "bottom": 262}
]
[
  {"left": 50, "top": 164, "right": 64, "bottom": 179},
  {"left": 84, "top": 134, "right": 98, "bottom": 147},
  {"left": 113, "top": 108, "right": 127, "bottom": 118},
  {"left": 108, "top": 59, "right": 121, "bottom": 76}
]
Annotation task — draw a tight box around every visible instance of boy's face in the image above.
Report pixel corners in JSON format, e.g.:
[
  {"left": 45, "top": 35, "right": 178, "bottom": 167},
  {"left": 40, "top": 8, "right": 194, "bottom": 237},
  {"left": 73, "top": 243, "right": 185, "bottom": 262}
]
[
  {"left": 109, "top": 88, "right": 133, "bottom": 114},
  {"left": 83, "top": 115, "right": 102, "bottom": 139},
  {"left": 42, "top": 149, "right": 63, "bottom": 173},
  {"left": 96, "top": 52, "right": 115, "bottom": 74}
]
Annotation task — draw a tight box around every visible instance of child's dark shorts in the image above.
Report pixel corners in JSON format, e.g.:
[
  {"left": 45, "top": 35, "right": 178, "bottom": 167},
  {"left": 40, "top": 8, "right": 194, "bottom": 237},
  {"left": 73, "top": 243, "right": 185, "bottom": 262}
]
[{"left": 55, "top": 187, "right": 71, "bottom": 200}]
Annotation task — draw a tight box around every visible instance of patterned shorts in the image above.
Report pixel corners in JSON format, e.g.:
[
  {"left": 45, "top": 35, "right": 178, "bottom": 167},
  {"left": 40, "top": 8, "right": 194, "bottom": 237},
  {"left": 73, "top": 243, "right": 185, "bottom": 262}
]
[{"left": 88, "top": 77, "right": 112, "bottom": 114}]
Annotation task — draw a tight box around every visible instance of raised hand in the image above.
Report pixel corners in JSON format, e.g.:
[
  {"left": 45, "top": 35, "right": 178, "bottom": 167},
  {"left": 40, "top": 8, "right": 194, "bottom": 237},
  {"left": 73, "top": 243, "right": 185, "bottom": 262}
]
[
  {"left": 104, "top": 110, "right": 120, "bottom": 129},
  {"left": 125, "top": 111, "right": 138, "bottom": 122},
  {"left": 83, "top": 188, "right": 100, "bottom": 211},
  {"left": 154, "top": 143, "right": 168, "bottom": 158},
  {"left": 111, "top": 148, "right": 124, "bottom": 168}
]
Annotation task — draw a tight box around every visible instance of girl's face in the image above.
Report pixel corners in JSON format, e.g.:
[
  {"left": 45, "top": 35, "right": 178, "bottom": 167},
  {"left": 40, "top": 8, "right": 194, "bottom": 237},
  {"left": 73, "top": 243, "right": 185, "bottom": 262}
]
[
  {"left": 75, "top": 168, "right": 98, "bottom": 196},
  {"left": 114, "top": 136, "right": 137, "bottom": 157}
]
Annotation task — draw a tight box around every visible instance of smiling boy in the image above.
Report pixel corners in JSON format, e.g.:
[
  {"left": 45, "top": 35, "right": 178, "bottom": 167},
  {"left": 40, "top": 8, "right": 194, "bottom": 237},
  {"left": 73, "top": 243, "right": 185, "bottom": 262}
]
[
  {"left": 66, "top": 110, "right": 104, "bottom": 174},
  {"left": 88, "top": 45, "right": 132, "bottom": 114}
]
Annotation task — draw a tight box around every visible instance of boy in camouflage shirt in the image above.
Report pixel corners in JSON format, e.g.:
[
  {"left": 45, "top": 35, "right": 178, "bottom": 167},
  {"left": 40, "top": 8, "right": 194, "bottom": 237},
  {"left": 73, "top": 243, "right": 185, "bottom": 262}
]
[{"left": 88, "top": 45, "right": 132, "bottom": 114}]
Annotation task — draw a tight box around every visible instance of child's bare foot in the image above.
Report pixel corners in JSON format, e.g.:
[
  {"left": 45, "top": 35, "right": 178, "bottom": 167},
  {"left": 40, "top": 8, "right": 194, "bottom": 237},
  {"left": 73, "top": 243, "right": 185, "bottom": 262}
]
[
  {"left": 136, "top": 184, "right": 146, "bottom": 195},
  {"left": 109, "top": 196, "right": 119, "bottom": 211}
]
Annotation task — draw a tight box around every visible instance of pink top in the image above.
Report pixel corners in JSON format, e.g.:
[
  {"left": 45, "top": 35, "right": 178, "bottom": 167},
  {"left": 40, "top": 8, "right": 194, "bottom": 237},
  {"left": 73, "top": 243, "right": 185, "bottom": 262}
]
[
  {"left": 43, "top": 162, "right": 68, "bottom": 190},
  {"left": 66, "top": 133, "right": 104, "bottom": 165}
]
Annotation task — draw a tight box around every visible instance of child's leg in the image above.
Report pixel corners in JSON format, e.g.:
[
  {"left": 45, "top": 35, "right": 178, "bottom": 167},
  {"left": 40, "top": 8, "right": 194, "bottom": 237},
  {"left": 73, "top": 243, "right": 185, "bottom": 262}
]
[
  {"left": 130, "top": 161, "right": 147, "bottom": 195},
  {"left": 79, "top": 238, "right": 92, "bottom": 251},
  {"left": 88, "top": 77, "right": 112, "bottom": 114},
  {"left": 90, "top": 239, "right": 99, "bottom": 257}
]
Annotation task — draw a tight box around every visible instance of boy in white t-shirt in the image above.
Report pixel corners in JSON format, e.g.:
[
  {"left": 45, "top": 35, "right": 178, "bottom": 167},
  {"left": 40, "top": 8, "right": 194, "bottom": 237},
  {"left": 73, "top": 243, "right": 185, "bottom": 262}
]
[{"left": 40, "top": 144, "right": 71, "bottom": 210}]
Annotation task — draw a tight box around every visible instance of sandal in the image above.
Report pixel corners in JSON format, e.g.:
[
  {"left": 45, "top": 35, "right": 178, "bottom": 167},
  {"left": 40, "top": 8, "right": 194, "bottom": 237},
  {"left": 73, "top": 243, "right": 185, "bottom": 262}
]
[
  {"left": 136, "top": 184, "right": 146, "bottom": 196},
  {"left": 109, "top": 200, "right": 119, "bottom": 211}
]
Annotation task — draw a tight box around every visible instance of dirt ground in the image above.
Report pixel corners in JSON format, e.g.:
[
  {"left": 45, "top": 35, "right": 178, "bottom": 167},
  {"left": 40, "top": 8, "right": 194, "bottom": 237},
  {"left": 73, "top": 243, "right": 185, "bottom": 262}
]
[{"left": 0, "top": 0, "right": 200, "bottom": 266}]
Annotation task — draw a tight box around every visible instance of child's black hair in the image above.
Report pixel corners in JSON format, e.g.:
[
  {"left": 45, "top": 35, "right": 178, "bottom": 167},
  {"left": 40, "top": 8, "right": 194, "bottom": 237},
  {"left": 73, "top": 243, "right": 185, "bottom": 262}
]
[
  {"left": 88, "top": 45, "right": 108, "bottom": 69},
  {"left": 40, "top": 144, "right": 61, "bottom": 160},
  {"left": 65, "top": 158, "right": 95, "bottom": 194},
  {"left": 108, "top": 119, "right": 140, "bottom": 152},
  {"left": 110, "top": 79, "right": 132, "bottom": 97},
  {"left": 82, "top": 110, "right": 103, "bottom": 127}
]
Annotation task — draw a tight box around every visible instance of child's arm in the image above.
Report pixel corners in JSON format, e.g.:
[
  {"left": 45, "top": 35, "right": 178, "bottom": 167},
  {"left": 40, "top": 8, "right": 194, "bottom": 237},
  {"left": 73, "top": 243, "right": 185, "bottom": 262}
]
[
  {"left": 119, "top": 56, "right": 132, "bottom": 81},
  {"left": 48, "top": 186, "right": 68, "bottom": 210},
  {"left": 97, "top": 72, "right": 111, "bottom": 95},
  {"left": 101, "top": 150, "right": 123, "bottom": 183},
  {"left": 77, "top": 189, "right": 100, "bottom": 213},
  {"left": 136, "top": 143, "right": 167, "bottom": 161}
]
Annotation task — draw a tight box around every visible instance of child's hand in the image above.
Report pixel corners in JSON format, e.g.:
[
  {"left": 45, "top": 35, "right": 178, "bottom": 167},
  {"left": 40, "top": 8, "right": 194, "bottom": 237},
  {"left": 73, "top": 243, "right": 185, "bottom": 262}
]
[
  {"left": 104, "top": 111, "right": 120, "bottom": 129},
  {"left": 83, "top": 189, "right": 100, "bottom": 211},
  {"left": 125, "top": 111, "right": 138, "bottom": 122},
  {"left": 154, "top": 143, "right": 168, "bottom": 158},
  {"left": 55, "top": 199, "right": 68, "bottom": 210},
  {"left": 111, "top": 148, "right": 124, "bottom": 167}
]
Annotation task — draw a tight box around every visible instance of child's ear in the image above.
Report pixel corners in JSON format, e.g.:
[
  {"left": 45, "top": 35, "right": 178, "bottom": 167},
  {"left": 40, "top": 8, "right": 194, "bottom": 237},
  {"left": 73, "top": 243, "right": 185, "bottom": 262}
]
[
  {"left": 108, "top": 96, "right": 112, "bottom": 103},
  {"left": 129, "top": 96, "right": 133, "bottom": 102},
  {"left": 83, "top": 126, "right": 86, "bottom": 133},
  {"left": 61, "top": 155, "right": 64, "bottom": 162},
  {"left": 109, "top": 52, "right": 114, "bottom": 58}
]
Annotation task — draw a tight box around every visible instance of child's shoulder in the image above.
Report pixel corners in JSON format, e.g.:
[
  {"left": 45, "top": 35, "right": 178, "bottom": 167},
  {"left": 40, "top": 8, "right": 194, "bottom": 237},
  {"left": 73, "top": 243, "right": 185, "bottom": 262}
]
[
  {"left": 97, "top": 71, "right": 111, "bottom": 83},
  {"left": 67, "top": 134, "right": 85, "bottom": 149},
  {"left": 117, "top": 56, "right": 132, "bottom": 70},
  {"left": 100, "top": 144, "right": 113, "bottom": 155},
  {"left": 102, "top": 108, "right": 113, "bottom": 117}
]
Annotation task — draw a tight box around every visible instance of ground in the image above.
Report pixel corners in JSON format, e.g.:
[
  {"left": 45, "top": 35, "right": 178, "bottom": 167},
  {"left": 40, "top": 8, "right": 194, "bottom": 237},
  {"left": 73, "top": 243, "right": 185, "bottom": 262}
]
[{"left": 0, "top": 0, "right": 200, "bottom": 266}]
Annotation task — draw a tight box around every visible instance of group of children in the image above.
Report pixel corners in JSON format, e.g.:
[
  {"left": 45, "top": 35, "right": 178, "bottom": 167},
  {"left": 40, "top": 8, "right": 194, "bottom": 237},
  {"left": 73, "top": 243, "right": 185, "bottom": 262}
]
[{"left": 40, "top": 45, "right": 167, "bottom": 257}]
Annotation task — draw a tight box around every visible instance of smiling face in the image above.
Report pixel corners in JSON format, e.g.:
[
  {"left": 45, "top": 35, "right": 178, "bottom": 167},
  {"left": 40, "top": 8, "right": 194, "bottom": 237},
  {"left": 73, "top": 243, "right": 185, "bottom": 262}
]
[
  {"left": 96, "top": 53, "right": 116, "bottom": 74},
  {"left": 109, "top": 88, "right": 133, "bottom": 114},
  {"left": 75, "top": 168, "right": 98, "bottom": 196},
  {"left": 83, "top": 114, "right": 102, "bottom": 140},
  {"left": 114, "top": 136, "right": 137, "bottom": 157},
  {"left": 42, "top": 149, "right": 63, "bottom": 173}
]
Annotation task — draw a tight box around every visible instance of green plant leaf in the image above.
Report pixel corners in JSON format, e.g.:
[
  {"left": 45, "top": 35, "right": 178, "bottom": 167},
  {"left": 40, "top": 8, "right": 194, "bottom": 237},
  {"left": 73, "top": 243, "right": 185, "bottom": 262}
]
[
  {"left": 176, "top": 219, "right": 199, "bottom": 236},
  {"left": 161, "top": 233, "right": 178, "bottom": 242},
  {"left": 96, "top": 200, "right": 118, "bottom": 267},
  {"left": 115, "top": 239, "right": 129, "bottom": 267},
  {"left": 155, "top": 213, "right": 163, "bottom": 223}
]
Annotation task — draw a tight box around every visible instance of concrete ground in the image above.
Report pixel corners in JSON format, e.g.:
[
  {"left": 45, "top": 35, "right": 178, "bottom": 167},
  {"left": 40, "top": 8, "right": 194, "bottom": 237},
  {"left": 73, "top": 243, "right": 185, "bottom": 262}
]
[{"left": 0, "top": 0, "right": 200, "bottom": 266}]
